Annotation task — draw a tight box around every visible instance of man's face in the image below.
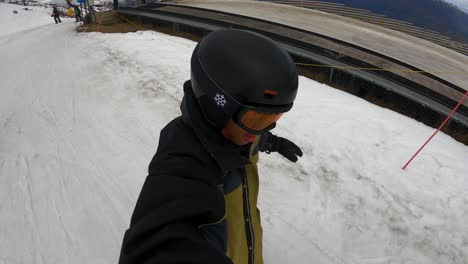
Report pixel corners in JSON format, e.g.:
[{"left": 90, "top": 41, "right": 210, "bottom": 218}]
[
  {"left": 222, "top": 119, "right": 258, "bottom": 146},
  {"left": 222, "top": 112, "right": 283, "bottom": 146}
]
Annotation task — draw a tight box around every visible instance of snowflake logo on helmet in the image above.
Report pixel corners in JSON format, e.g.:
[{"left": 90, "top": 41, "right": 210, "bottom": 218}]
[{"left": 214, "top": 93, "right": 227, "bottom": 107}]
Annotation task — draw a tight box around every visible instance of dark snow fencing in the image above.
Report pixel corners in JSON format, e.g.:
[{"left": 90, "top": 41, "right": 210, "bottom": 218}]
[
  {"left": 117, "top": 4, "right": 468, "bottom": 144},
  {"left": 294, "top": 58, "right": 468, "bottom": 144}
]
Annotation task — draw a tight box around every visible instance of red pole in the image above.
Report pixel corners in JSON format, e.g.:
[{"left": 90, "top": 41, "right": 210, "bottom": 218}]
[{"left": 402, "top": 91, "right": 468, "bottom": 170}]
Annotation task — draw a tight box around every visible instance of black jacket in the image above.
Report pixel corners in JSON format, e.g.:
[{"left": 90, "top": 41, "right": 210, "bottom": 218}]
[{"left": 119, "top": 82, "right": 257, "bottom": 264}]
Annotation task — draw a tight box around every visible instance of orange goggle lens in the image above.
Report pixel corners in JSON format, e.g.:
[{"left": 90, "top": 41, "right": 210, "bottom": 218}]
[{"left": 239, "top": 110, "right": 283, "bottom": 131}]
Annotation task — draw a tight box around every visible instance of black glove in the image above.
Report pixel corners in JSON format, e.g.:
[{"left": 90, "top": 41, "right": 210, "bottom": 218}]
[{"left": 258, "top": 132, "right": 303, "bottom": 162}]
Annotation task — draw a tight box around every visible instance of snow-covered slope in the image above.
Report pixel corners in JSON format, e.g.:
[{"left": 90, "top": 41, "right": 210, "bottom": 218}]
[
  {"left": 0, "top": 3, "right": 59, "bottom": 38},
  {"left": 0, "top": 4, "right": 467, "bottom": 264}
]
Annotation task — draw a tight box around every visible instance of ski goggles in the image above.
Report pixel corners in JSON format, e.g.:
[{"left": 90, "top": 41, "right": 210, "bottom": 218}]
[{"left": 233, "top": 105, "right": 290, "bottom": 135}]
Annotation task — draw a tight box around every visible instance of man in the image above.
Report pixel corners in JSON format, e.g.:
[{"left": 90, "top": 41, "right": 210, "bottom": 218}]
[
  {"left": 74, "top": 5, "right": 83, "bottom": 23},
  {"left": 52, "top": 5, "right": 61, "bottom": 24},
  {"left": 119, "top": 29, "right": 302, "bottom": 264}
]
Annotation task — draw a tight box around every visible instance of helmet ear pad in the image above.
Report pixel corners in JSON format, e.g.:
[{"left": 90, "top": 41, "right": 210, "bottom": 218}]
[
  {"left": 197, "top": 95, "right": 232, "bottom": 130},
  {"left": 190, "top": 59, "right": 238, "bottom": 130}
]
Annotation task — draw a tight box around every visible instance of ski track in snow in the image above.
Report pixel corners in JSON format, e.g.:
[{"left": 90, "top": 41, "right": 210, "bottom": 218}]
[
  {"left": 1, "top": 4, "right": 468, "bottom": 264},
  {"left": 0, "top": 19, "right": 167, "bottom": 264}
]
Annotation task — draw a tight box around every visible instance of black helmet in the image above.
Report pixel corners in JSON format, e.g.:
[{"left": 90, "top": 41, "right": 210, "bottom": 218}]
[{"left": 190, "top": 29, "right": 298, "bottom": 132}]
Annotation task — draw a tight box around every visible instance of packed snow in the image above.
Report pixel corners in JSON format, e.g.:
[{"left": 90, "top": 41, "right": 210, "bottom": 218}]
[
  {"left": 0, "top": 2, "right": 62, "bottom": 38},
  {"left": 0, "top": 3, "right": 467, "bottom": 264}
]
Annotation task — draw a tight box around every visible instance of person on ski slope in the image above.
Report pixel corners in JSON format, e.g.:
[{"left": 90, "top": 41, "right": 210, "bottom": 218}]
[
  {"left": 73, "top": 5, "right": 83, "bottom": 23},
  {"left": 52, "top": 5, "right": 61, "bottom": 24},
  {"left": 119, "top": 29, "right": 303, "bottom": 264}
]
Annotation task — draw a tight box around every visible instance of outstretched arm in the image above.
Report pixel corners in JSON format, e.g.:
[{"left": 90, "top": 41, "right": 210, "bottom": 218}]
[{"left": 258, "top": 132, "right": 303, "bottom": 162}]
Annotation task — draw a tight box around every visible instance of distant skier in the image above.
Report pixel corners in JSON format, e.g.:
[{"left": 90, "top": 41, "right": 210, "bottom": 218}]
[
  {"left": 52, "top": 5, "right": 61, "bottom": 24},
  {"left": 74, "top": 5, "right": 83, "bottom": 23},
  {"left": 118, "top": 29, "right": 303, "bottom": 264}
]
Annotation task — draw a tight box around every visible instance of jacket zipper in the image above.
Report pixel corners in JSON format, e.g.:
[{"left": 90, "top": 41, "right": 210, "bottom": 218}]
[{"left": 241, "top": 168, "right": 255, "bottom": 264}]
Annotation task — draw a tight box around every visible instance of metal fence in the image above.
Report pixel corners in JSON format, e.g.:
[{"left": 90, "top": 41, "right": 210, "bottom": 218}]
[{"left": 294, "top": 55, "right": 468, "bottom": 144}]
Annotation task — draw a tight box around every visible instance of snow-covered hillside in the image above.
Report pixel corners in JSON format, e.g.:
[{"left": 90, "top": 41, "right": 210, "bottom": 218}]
[
  {"left": 0, "top": 2, "right": 58, "bottom": 38},
  {"left": 0, "top": 3, "right": 467, "bottom": 264}
]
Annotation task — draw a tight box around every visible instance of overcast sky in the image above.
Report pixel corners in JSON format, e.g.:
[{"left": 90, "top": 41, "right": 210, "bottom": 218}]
[{"left": 444, "top": 0, "right": 468, "bottom": 13}]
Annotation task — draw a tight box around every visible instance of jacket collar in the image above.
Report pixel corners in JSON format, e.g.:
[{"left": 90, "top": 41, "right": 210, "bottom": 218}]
[{"left": 180, "top": 81, "right": 251, "bottom": 174}]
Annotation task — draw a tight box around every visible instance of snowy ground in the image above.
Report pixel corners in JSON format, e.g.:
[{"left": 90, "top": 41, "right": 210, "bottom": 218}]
[
  {"left": 0, "top": 3, "right": 64, "bottom": 38},
  {"left": 0, "top": 3, "right": 467, "bottom": 264}
]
